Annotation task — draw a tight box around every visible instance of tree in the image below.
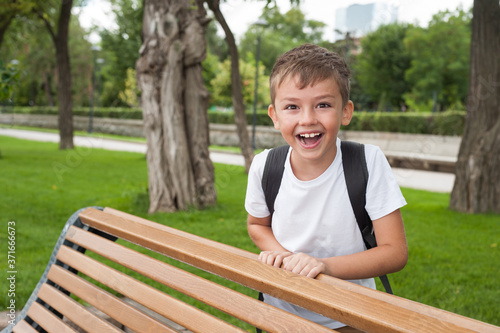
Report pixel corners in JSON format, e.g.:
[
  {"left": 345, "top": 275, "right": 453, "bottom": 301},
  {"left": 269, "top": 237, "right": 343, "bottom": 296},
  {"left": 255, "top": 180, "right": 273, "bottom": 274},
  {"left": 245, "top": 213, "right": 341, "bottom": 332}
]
[
  {"left": 202, "top": 18, "right": 228, "bottom": 105},
  {"left": 205, "top": 18, "right": 228, "bottom": 61},
  {"left": 99, "top": 0, "right": 143, "bottom": 106},
  {"left": 1, "top": 10, "right": 92, "bottom": 107},
  {"left": 2, "top": 17, "right": 56, "bottom": 106},
  {"left": 67, "top": 19, "right": 93, "bottom": 107},
  {"left": 354, "top": 23, "right": 413, "bottom": 111},
  {"left": 0, "top": 0, "right": 35, "bottom": 49},
  {"left": 449, "top": 0, "right": 500, "bottom": 213},
  {"left": 404, "top": 9, "right": 471, "bottom": 111},
  {"left": 210, "top": 55, "right": 270, "bottom": 108},
  {"left": 206, "top": 0, "right": 254, "bottom": 173},
  {"left": 118, "top": 67, "right": 140, "bottom": 107},
  {"left": 0, "top": 60, "right": 20, "bottom": 102},
  {"left": 136, "top": 0, "right": 216, "bottom": 213},
  {"left": 34, "top": 0, "right": 74, "bottom": 149},
  {"left": 0, "top": 10, "right": 14, "bottom": 49},
  {"left": 238, "top": 5, "right": 326, "bottom": 75}
]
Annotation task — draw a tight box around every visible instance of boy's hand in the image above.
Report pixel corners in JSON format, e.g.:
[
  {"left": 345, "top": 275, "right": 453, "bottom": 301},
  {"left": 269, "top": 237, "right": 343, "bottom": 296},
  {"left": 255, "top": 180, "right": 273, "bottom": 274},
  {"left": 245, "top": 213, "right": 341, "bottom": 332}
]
[
  {"left": 282, "top": 253, "right": 326, "bottom": 279},
  {"left": 259, "top": 251, "right": 326, "bottom": 279},
  {"left": 259, "top": 251, "right": 293, "bottom": 268}
]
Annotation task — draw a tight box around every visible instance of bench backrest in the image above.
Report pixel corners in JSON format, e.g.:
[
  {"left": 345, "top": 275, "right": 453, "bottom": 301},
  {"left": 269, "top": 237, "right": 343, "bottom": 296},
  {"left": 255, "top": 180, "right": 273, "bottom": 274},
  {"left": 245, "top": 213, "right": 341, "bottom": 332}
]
[{"left": 5, "top": 207, "right": 499, "bottom": 333}]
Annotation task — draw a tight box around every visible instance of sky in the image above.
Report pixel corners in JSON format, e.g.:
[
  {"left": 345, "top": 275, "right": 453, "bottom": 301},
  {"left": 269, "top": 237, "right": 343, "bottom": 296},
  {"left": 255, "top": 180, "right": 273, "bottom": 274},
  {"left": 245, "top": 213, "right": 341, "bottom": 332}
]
[{"left": 76, "top": 0, "right": 473, "bottom": 44}]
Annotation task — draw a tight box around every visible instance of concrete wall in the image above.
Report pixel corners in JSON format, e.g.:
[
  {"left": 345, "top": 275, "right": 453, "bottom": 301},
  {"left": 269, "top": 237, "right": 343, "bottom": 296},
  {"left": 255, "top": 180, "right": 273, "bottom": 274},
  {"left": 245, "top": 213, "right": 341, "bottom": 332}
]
[{"left": 209, "top": 123, "right": 287, "bottom": 148}]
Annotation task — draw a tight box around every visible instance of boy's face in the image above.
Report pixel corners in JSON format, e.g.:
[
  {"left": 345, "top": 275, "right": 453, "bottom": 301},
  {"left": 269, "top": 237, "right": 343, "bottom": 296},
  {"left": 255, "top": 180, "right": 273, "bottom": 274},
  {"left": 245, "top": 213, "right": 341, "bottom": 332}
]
[{"left": 268, "top": 76, "right": 353, "bottom": 171}]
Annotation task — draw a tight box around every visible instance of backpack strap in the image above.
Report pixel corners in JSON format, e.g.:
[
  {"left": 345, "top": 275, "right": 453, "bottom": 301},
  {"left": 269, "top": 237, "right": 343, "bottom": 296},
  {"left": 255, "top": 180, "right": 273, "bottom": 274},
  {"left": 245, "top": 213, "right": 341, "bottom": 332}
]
[
  {"left": 341, "top": 141, "right": 392, "bottom": 294},
  {"left": 340, "top": 141, "right": 376, "bottom": 249},
  {"left": 262, "top": 145, "right": 289, "bottom": 215}
]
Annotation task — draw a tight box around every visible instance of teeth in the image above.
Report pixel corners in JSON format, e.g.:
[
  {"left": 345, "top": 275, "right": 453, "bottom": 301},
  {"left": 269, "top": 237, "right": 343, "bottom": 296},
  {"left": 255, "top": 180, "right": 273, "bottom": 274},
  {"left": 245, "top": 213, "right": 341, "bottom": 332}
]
[{"left": 300, "top": 133, "right": 320, "bottom": 138}]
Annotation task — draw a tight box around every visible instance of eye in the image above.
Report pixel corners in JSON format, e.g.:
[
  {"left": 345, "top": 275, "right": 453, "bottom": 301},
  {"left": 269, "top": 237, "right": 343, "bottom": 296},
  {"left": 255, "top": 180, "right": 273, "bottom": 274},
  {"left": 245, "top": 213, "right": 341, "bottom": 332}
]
[
  {"left": 284, "top": 104, "right": 299, "bottom": 110},
  {"left": 317, "top": 103, "right": 331, "bottom": 108}
]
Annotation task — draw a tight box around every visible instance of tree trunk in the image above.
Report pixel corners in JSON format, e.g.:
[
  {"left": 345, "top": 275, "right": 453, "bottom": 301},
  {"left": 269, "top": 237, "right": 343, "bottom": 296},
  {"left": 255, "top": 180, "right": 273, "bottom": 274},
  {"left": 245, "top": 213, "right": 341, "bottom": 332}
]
[
  {"left": 206, "top": 0, "right": 254, "bottom": 173},
  {"left": 449, "top": 0, "right": 500, "bottom": 213},
  {"left": 43, "top": 71, "right": 54, "bottom": 107},
  {"left": 34, "top": 1, "right": 74, "bottom": 149},
  {"left": 136, "top": 0, "right": 216, "bottom": 213},
  {"left": 55, "top": 0, "right": 74, "bottom": 149},
  {"left": 0, "top": 13, "right": 14, "bottom": 50}
]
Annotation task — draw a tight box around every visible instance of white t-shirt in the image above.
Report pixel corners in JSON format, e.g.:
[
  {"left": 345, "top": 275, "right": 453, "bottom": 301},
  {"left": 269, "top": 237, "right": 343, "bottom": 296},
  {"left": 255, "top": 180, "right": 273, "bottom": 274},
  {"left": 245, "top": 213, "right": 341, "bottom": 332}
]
[{"left": 245, "top": 138, "right": 407, "bottom": 329}]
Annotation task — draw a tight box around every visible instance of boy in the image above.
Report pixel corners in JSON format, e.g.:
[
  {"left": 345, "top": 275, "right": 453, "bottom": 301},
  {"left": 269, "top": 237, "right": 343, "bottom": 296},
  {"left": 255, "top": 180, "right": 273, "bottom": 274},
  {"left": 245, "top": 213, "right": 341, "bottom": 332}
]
[{"left": 245, "top": 44, "right": 408, "bottom": 330}]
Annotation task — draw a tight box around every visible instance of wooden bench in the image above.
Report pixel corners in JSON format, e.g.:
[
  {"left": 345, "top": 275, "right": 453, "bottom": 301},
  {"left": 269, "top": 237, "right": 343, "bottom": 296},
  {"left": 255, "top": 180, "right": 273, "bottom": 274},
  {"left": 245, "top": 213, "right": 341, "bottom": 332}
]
[
  {"left": 3, "top": 207, "right": 499, "bottom": 333},
  {"left": 384, "top": 153, "right": 456, "bottom": 173}
]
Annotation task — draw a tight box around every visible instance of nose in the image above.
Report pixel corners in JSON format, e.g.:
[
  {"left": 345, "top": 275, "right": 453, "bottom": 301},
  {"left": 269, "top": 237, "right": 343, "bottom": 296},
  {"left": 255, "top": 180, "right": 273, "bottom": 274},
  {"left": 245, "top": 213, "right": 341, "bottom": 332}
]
[{"left": 299, "top": 107, "right": 317, "bottom": 126}]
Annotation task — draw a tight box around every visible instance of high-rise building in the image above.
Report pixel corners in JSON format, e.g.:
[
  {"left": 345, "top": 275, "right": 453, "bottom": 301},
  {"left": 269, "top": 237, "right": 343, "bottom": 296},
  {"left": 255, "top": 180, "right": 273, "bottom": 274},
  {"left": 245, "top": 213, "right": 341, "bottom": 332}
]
[{"left": 334, "top": 3, "right": 398, "bottom": 41}]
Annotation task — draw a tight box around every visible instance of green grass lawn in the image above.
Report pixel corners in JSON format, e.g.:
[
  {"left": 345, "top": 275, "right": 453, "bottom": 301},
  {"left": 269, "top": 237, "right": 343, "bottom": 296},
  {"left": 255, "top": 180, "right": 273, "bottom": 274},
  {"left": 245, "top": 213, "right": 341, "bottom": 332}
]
[{"left": 0, "top": 135, "right": 498, "bottom": 328}]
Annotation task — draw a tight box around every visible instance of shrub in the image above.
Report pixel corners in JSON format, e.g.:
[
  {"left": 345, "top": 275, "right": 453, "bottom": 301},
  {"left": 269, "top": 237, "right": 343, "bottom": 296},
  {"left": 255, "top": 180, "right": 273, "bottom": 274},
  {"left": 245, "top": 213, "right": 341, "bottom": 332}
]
[
  {"left": 7, "top": 106, "right": 142, "bottom": 119},
  {"left": 345, "top": 111, "right": 464, "bottom": 136}
]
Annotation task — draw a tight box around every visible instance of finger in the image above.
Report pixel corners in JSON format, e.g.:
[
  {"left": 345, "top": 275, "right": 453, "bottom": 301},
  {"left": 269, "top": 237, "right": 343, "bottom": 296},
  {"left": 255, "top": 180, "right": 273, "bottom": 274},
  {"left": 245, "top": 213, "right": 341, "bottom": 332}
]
[
  {"left": 259, "top": 252, "right": 273, "bottom": 265},
  {"left": 262, "top": 252, "right": 282, "bottom": 266},
  {"left": 292, "top": 263, "right": 307, "bottom": 275},
  {"left": 306, "top": 266, "right": 321, "bottom": 279},
  {"left": 273, "top": 255, "right": 283, "bottom": 267},
  {"left": 265, "top": 254, "right": 276, "bottom": 266},
  {"left": 274, "top": 252, "right": 290, "bottom": 268},
  {"left": 282, "top": 255, "right": 292, "bottom": 270},
  {"left": 284, "top": 256, "right": 305, "bottom": 275},
  {"left": 283, "top": 253, "right": 301, "bottom": 270}
]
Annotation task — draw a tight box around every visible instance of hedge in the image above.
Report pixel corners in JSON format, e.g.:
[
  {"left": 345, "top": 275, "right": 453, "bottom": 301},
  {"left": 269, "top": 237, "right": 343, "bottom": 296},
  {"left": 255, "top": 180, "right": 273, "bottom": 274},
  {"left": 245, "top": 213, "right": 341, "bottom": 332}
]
[
  {"left": 346, "top": 111, "right": 465, "bottom": 136},
  {"left": 6, "top": 106, "right": 143, "bottom": 119},
  {"left": 3, "top": 106, "right": 465, "bottom": 136},
  {"left": 208, "top": 111, "right": 275, "bottom": 127}
]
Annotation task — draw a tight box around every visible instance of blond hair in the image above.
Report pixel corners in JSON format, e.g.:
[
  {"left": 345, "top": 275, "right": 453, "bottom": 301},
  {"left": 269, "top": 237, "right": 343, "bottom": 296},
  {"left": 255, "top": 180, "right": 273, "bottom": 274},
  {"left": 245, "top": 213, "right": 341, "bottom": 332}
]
[{"left": 269, "top": 44, "right": 351, "bottom": 107}]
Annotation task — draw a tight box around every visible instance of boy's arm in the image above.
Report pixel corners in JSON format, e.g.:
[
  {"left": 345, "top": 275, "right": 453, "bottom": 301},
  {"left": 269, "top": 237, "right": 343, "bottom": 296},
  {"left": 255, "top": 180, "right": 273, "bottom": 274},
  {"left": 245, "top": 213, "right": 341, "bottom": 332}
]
[
  {"left": 247, "top": 214, "right": 292, "bottom": 267},
  {"left": 280, "top": 209, "right": 408, "bottom": 279}
]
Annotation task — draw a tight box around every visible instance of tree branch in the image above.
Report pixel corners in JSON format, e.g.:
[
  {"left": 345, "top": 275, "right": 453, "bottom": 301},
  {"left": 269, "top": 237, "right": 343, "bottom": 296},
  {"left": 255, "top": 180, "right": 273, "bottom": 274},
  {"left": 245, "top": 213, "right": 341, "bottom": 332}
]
[{"left": 33, "top": 7, "right": 57, "bottom": 45}]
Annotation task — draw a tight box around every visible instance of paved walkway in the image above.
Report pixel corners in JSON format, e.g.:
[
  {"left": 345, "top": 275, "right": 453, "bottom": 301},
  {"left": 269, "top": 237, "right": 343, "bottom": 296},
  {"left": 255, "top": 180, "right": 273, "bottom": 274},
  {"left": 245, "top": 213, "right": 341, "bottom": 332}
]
[{"left": 0, "top": 128, "right": 455, "bottom": 193}]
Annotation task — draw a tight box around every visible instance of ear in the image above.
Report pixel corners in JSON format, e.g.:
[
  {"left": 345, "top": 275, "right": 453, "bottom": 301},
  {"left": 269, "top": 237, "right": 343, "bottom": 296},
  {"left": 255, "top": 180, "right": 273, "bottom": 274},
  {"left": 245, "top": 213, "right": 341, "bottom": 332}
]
[
  {"left": 268, "top": 104, "right": 280, "bottom": 130},
  {"left": 341, "top": 100, "right": 354, "bottom": 126}
]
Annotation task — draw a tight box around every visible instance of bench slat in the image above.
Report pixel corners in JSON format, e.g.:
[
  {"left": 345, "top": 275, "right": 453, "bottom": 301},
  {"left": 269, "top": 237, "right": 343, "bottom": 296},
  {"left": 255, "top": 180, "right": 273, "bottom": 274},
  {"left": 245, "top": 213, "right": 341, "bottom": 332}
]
[
  {"left": 37, "top": 284, "right": 123, "bottom": 333},
  {"left": 79, "top": 207, "right": 495, "bottom": 333},
  {"left": 11, "top": 320, "right": 39, "bottom": 333},
  {"left": 55, "top": 244, "right": 246, "bottom": 333},
  {"left": 104, "top": 207, "right": 256, "bottom": 259},
  {"left": 47, "top": 265, "right": 177, "bottom": 333},
  {"left": 65, "top": 226, "right": 334, "bottom": 333},
  {"left": 25, "top": 301, "right": 78, "bottom": 333},
  {"left": 316, "top": 274, "right": 495, "bottom": 333}
]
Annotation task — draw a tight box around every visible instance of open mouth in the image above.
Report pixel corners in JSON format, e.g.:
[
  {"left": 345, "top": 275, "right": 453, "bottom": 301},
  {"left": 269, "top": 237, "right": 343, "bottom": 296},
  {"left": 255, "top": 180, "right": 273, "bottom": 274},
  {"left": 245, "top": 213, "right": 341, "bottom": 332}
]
[{"left": 297, "top": 132, "right": 323, "bottom": 147}]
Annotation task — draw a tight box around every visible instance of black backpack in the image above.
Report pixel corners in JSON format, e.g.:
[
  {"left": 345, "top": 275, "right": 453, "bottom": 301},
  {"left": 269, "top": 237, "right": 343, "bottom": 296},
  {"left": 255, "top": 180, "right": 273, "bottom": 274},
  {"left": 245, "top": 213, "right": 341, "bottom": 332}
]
[{"left": 261, "top": 141, "right": 392, "bottom": 293}]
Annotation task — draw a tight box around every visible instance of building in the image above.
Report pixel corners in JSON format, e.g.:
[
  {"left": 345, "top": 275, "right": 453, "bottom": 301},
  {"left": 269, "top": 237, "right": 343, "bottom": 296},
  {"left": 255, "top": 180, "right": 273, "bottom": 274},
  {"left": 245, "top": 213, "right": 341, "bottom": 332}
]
[{"left": 334, "top": 3, "right": 398, "bottom": 41}]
